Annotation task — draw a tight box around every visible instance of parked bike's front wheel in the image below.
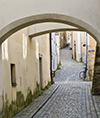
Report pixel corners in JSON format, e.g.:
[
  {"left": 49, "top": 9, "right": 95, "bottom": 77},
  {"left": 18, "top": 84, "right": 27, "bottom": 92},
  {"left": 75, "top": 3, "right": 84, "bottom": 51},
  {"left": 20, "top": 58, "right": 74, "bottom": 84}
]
[{"left": 79, "top": 71, "right": 85, "bottom": 80}]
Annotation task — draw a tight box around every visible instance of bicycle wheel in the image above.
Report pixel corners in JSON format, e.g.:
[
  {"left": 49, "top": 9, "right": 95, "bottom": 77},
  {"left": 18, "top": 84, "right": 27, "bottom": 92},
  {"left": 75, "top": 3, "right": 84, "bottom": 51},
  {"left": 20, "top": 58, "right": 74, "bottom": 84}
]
[{"left": 79, "top": 71, "right": 85, "bottom": 80}]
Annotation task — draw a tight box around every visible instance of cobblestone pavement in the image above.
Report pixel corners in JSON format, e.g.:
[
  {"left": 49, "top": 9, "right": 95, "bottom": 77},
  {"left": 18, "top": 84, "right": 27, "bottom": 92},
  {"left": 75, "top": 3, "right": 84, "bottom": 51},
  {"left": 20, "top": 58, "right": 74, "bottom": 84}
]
[
  {"left": 13, "top": 84, "right": 59, "bottom": 118},
  {"left": 14, "top": 47, "right": 100, "bottom": 118},
  {"left": 54, "top": 47, "right": 83, "bottom": 83},
  {"left": 33, "top": 47, "right": 100, "bottom": 118}
]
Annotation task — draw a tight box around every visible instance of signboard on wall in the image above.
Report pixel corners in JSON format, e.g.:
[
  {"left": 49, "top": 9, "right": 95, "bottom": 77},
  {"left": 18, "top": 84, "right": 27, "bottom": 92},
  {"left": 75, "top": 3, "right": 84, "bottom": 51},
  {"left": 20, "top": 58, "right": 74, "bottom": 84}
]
[{"left": 88, "top": 50, "right": 95, "bottom": 52}]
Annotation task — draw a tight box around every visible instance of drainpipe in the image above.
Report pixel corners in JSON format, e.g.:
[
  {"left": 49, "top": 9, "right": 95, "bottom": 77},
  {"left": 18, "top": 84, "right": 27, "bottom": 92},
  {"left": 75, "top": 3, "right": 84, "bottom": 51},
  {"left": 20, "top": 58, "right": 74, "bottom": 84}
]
[
  {"left": 86, "top": 32, "right": 88, "bottom": 69},
  {"left": 50, "top": 33, "right": 53, "bottom": 84}
]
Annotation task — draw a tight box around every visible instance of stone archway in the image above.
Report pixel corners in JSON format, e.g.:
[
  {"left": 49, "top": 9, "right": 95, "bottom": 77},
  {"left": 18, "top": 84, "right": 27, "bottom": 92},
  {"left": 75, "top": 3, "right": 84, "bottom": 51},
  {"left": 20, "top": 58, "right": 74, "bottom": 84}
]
[
  {"left": 0, "top": 0, "right": 100, "bottom": 116},
  {"left": 0, "top": 14, "right": 100, "bottom": 44},
  {"left": 0, "top": 13, "right": 100, "bottom": 102}
]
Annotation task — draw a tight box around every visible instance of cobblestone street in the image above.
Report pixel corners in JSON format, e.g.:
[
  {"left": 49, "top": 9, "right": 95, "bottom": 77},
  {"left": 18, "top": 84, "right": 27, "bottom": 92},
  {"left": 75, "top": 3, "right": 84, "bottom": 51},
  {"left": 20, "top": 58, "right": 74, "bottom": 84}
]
[
  {"left": 33, "top": 47, "right": 99, "bottom": 118},
  {"left": 14, "top": 47, "right": 100, "bottom": 118}
]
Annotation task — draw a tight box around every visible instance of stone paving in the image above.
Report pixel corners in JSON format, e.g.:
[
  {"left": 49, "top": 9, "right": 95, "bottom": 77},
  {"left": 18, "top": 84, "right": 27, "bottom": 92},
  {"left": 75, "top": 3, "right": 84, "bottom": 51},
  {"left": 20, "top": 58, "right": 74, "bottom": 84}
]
[
  {"left": 33, "top": 82, "right": 94, "bottom": 118},
  {"left": 13, "top": 84, "right": 59, "bottom": 118},
  {"left": 14, "top": 47, "right": 100, "bottom": 118},
  {"left": 33, "top": 47, "right": 100, "bottom": 118}
]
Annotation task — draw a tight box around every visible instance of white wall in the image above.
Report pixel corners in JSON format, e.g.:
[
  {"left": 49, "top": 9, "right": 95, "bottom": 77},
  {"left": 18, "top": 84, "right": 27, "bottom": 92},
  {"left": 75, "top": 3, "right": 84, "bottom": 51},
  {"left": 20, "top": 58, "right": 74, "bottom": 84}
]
[
  {"left": 29, "top": 23, "right": 78, "bottom": 37},
  {"left": 0, "top": 0, "right": 100, "bottom": 44},
  {"left": 56, "top": 33, "right": 60, "bottom": 64},
  {"left": 2, "top": 27, "right": 51, "bottom": 106},
  {"left": 51, "top": 32, "right": 59, "bottom": 72},
  {"left": 81, "top": 32, "right": 86, "bottom": 63},
  {"left": 76, "top": 31, "right": 81, "bottom": 62},
  {"left": 0, "top": 45, "right": 3, "bottom": 113}
]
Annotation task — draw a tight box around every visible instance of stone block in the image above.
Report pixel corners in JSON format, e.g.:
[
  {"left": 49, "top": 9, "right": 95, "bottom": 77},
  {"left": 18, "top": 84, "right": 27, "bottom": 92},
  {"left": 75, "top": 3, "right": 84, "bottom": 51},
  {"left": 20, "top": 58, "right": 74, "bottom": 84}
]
[
  {"left": 94, "top": 66, "right": 100, "bottom": 70},
  {"left": 94, "top": 70, "right": 100, "bottom": 74}
]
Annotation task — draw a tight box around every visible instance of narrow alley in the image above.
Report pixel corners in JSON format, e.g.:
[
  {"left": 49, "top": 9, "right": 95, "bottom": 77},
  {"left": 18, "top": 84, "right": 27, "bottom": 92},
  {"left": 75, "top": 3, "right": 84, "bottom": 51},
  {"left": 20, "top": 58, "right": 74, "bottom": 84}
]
[
  {"left": 0, "top": 1, "right": 100, "bottom": 118},
  {"left": 14, "top": 47, "right": 100, "bottom": 118}
]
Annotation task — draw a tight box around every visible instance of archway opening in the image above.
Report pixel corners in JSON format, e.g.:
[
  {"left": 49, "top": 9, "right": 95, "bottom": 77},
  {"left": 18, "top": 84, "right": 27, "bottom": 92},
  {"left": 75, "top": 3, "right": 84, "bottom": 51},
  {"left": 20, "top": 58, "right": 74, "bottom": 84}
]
[
  {"left": 0, "top": 14, "right": 100, "bottom": 118},
  {"left": 0, "top": 14, "right": 100, "bottom": 44}
]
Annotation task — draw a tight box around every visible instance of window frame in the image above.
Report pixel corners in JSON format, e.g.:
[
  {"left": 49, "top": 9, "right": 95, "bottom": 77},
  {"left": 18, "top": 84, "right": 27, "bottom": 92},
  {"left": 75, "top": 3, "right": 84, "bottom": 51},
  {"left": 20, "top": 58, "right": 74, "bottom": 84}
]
[{"left": 10, "top": 64, "right": 17, "bottom": 86}]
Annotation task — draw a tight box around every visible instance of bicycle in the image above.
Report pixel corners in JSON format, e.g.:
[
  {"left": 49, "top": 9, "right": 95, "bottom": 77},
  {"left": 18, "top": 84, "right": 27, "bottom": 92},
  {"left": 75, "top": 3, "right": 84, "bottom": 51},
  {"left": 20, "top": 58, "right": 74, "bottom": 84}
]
[{"left": 79, "top": 67, "right": 88, "bottom": 81}]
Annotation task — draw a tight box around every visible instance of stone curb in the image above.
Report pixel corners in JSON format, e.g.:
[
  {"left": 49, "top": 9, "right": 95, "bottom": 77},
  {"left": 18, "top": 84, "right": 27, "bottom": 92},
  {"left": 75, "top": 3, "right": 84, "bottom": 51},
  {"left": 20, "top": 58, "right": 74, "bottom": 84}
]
[
  {"left": 13, "top": 84, "right": 59, "bottom": 118},
  {"left": 30, "top": 85, "right": 59, "bottom": 118}
]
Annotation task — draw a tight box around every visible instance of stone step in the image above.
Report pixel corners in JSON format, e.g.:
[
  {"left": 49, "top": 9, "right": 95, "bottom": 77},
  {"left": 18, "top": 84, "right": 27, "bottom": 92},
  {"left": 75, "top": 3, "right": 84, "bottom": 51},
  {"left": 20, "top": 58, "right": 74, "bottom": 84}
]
[
  {"left": 95, "top": 56, "right": 100, "bottom": 60},
  {"left": 95, "top": 62, "right": 100, "bottom": 66},
  {"left": 94, "top": 74, "right": 100, "bottom": 78},
  {"left": 96, "top": 55, "right": 100, "bottom": 59},
  {"left": 94, "top": 70, "right": 100, "bottom": 74},
  {"left": 94, "top": 66, "right": 100, "bottom": 70},
  {"left": 95, "top": 60, "right": 100, "bottom": 64},
  {"left": 94, "top": 73, "right": 100, "bottom": 76},
  {"left": 96, "top": 53, "right": 100, "bottom": 57}
]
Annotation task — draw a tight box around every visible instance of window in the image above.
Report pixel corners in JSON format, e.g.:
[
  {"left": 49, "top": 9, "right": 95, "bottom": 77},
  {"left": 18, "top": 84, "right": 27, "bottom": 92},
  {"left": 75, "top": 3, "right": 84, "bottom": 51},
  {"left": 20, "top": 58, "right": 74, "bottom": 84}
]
[{"left": 11, "top": 64, "right": 17, "bottom": 86}]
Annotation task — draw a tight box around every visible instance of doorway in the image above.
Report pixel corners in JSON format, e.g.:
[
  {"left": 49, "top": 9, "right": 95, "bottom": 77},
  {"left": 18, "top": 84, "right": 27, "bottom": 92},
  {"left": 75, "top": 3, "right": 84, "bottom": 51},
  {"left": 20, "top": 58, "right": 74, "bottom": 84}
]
[
  {"left": 74, "top": 43, "right": 76, "bottom": 59},
  {"left": 39, "top": 57, "right": 42, "bottom": 90}
]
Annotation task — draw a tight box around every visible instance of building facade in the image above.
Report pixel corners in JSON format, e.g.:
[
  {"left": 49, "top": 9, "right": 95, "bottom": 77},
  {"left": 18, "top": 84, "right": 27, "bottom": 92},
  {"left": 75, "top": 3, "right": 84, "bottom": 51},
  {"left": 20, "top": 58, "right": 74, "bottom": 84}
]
[
  {"left": 59, "top": 32, "right": 68, "bottom": 49},
  {"left": 87, "top": 35, "right": 97, "bottom": 80},
  {"left": 72, "top": 31, "right": 97, "bottom": 80},
  {"left": 51, "top": 32, "right": 60, "bottom": 74},
  {"left": 1, "top": 27, "right": 51, "bottom": 118}
]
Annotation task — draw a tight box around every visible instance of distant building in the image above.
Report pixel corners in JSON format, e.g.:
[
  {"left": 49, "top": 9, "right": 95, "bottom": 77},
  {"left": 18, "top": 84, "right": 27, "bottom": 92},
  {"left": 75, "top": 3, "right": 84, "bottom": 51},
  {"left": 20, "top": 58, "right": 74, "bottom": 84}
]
[
  {"left": 72, "top": 31, "right": 97, "bottom": 80},
  {"left": 59, "top": 31, "right": 72, "bottom": 49},
  {"left": 87, "top": 35, "right": 97, "bottom": 80},
  {"left": 51, "top": 32, "right": 60, "bottom": 75},
  {"left": 59, "top": 31, "right": 68, "bottom": 49}
]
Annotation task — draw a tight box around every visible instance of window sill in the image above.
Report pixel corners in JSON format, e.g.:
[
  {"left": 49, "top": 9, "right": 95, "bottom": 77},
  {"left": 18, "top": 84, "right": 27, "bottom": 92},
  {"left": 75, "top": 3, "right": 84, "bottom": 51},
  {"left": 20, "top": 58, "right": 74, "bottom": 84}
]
[{"left": 12, "top": 83, "right": 17, "bottom": 86}]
